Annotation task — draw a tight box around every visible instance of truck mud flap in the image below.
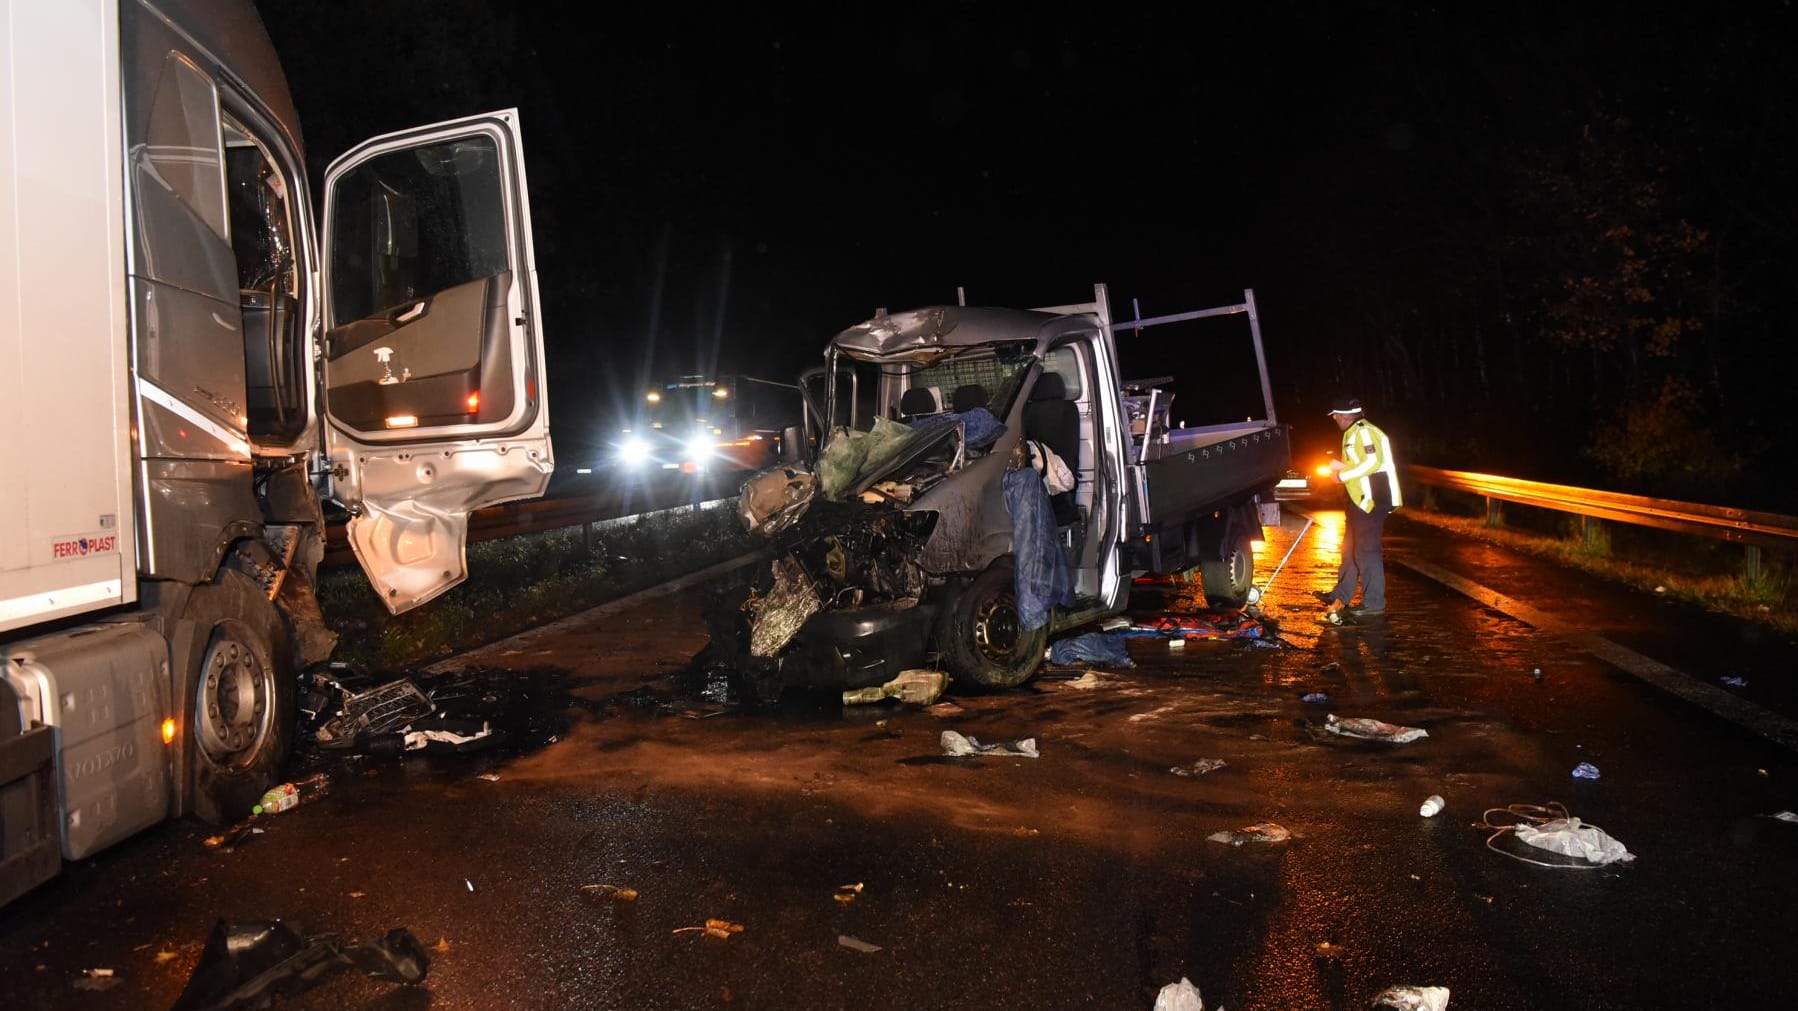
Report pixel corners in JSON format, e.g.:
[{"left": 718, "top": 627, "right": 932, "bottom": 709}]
[{"left": 0, "top": 722, "right": 60, "bottom": 906}]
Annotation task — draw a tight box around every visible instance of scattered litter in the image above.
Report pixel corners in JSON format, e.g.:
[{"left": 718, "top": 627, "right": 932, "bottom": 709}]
[
  {"left": 1124, "top": 611, "right": 1266, "bottom": 642},
  {"left": 1100, "top": 616, "right": 1131, "bottom": 631},
  {"left": 1765, "top": 811, "right": 1798, "bottom": 823},
  {"left": 1207, "top": 822, "right": 1291, "bottom": 846},
  {"left": 204, "top": 819, "right": 260, "bottom": 852},
  {"left": 1168, "top": 639, "right": 1186, "bottom": 650},
  {"left": 168, "top": 920, "right": 429, "bottom": 1011},
  {"left": 477, "top": 773, "right": 501, "bottom": 782},
  {"left": 1571, "top": 762, "right": 1601, "bottom": 780},
  {"left": 580, "top": 884, "right": 639, "bottom": 903},
  {"left": 1316, "top": 941, "right": 1344, "bottom": 958},
  {"left": 1654, "top": 585, "right": 1666, "bottom": 593},
  {"left": 940, "top": 730, "right": 1039, "bottom": 758},
  {"left": 1419, "top": 794, "right": 1446, "bottom": 817},
  {"left": 1319, "top": 662, "right": 1342, "bottom": 674},
  {"left": 838, "top": 935, "right": 882, "bottom": 954},
  {"left": 1057, "top": 672, "right": 1112, "bottom": 690},
  {"left": 1049, "top": 630, "right": 1134, "bottom": 667},
  {"left": 1170, "top": 759, "right": 1228, "bottom": 777},
  {"left": 156, "top": 951, "right": 181, "bottom": 964},
  {"left": 843, "top": 669, "right": 949, "bottom": 706},
  {"left": 1152, "top": 976, "right": 1207, "bottom": 1011},
  {"left": 674, "top": 919, "right": 746, "bottom": 940},
  {"left": 1531, "top": 667, "right": 1543, "bottom": 681},
  {"left": 253, "top": 773, "right": 330, "bottom": 816},
  {"left": 465, "top": 879, "right": 475, "bottom": 893},
  {"left": 1719, "top": 676, "right": 1748, "bottom": 688},
  {"left": 1301, "top": 692, "right": 1328, "bottom": 704},
  {"left": 432, "top": 937, "right": 451, "bottom": 954},
  {"left": 1324, "top": 714, "right": 1428, "bottom": 744},
  {"left": 74, "top": 968, "right": 119, "bottom": 991},
  {"left": 926, "top": 702, "right": 966, "bottom": 718},
  {"left": 349, "top": 891, "right": 366, "bottom": 900},
  {"left": 1371, "top": 985, "right": 1450, "bottom": 1010},
  {"left": 833, "top": 883, "right": 863, "bottom": 904},
  {"left": 1480, "top": 803, "right": 1634, "bottom": 869}
]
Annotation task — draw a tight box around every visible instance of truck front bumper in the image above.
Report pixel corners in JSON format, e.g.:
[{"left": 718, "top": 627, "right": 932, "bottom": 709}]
[{"left": 745, "top": 600, "right": 938, "bottom": 691}]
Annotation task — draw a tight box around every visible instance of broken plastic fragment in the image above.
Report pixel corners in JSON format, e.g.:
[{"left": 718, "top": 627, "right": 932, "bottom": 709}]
[
  {"left": 1301, "top": 692, "right": 1328, "bottom": 704},
  {"left": 1371, "top": 985, "right": 1450, "bottom": 1010},
  {"left": 1170, "top": 758, "right": 1227, "bottom": 777},
  {"left": 168, "top": 920, "right": 428, "bottom": 1011},
  {"left": 580, "top": 884, "right": 639, "bottom": 902},
  {"left": 1769, "top": 811, "right": 1798, "bottom": 823},
  {"left": 1207, "top": 822, "right": 1291, "bottom": 846},
  {"left": 1324, "top": 714, "right": 1428, "bottom": 744},
  {"left": 1571, "top": 762, "right": 1601, "bottom": 780},
  {"left": 838, "top": 935, "right": 882, "bottom": 954},
  {"left": 1152, "top": 976, "right": 1205, "bottom": 1011},
  {"left": 940, "top": 730, "right": 1039, "bottom": 758},
  {"left": 843, "top": 669, "right": 949, "bottom": 706},
  {"left": 1719, "top": 675, "right": 1748, "bottom": 687}
]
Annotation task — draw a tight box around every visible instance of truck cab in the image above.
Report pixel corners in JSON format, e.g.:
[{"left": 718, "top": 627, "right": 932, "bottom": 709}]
[{"left": 1, "top": 0, "right": 552, "bottom": 904}]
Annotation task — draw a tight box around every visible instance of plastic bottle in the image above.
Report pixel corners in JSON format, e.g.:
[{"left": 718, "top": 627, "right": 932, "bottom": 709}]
[
  {"left": 253, "top": 772, "right": 330, "bottom": 816},
  {"left": 1419, "top": 794, "right": 1446, "bottom": 817}
]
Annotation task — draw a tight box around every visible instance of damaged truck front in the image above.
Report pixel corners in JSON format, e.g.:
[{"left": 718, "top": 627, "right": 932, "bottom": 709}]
[{"left": 711, "top": 285, "right": 1292, "bottom": 699}]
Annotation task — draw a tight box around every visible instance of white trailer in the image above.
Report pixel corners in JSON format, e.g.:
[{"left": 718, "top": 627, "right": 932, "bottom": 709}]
[{"left": 0, "top": 0, "right": 555, "bottom": 904}]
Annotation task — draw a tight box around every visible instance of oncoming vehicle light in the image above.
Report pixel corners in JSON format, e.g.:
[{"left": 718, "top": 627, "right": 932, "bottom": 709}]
[
  {"left": 712, "top": 387, "right": 729, "bottom": 398},
  {"left": 685, "top": 432, "right": 715, "bottom": 462},
  {"left": 617, "top": 437, "right": 651, "bottom": 467},
  {"left": 645, "top": 391, "right": 661, "bottom": 403}
]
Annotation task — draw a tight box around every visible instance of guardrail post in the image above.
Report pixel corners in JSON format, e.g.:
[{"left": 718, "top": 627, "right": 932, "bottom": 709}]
[
  {"left": 1746, "top": 544, "right": 1763, "bottom": 583},
  {"left": 1581, "top": 516, "right": 1600, "bottom": 550},
  {"left": 1485, "top": 496, "right": 1502, "bottom": 528}
]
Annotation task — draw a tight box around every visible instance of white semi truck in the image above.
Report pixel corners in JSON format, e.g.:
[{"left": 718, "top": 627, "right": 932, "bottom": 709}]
[{"left": 0, "top": 0, "right": 555, "bottom": 904}]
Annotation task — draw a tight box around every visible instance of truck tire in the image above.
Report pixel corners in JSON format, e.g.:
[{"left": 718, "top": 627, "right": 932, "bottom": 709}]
[
  {"left": 940, "top": 564, "right": 1047, "bottom": 690},
  {"left": 183, "top": 570, "right": 295, "bottom": 824},
  {"left": 1200, "top": 530, "right": 1256, "bottom": 608}
]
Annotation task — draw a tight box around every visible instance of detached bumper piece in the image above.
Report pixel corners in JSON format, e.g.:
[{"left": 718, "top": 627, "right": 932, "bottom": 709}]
[{"left": 169, "top": 919, "right": 429, "bottom": 1011}]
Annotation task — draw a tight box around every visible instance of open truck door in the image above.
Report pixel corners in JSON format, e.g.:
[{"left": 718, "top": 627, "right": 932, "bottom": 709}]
[{"left": 321, "top": 110, "right": 552, "bottom": 613}]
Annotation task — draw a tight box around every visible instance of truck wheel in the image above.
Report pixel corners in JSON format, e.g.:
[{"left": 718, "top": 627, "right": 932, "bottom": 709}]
[
  {"left": 941, "top": 565, "right": 1047, "bottom": 690},
  {"left": 1200, "top": 531, "right": 1256, "bottom": 608},
  {"left": 183, "top": 570, "right": 295, "bottom": 824}
]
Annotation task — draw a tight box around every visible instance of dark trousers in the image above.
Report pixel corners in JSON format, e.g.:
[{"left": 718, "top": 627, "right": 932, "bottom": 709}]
[{"left": 1329, "top": 505, "right": 1391, "bottom": 611}]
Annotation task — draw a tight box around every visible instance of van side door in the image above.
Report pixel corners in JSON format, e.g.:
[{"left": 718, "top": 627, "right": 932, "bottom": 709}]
[{"left": 321, "top": 110, "right": 553, "bottom": 613}]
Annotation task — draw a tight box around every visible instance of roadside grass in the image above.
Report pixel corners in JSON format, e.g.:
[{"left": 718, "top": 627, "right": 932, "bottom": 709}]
[
  {"left": 1402, "top": 507, "right": 1798, "bottom": 635},
  {"left": 316, "top": 504, "right": 751, "bottom": 668}
]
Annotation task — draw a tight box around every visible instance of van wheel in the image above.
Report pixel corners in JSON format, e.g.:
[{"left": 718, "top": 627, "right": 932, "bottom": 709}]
[
  {"left": 183, "top": 570, "right": 295, "bottom": 824},
  {"left": 941, "top": 565, "right": 1047, "bottom": 690},
  {"left": 1201, "top": 530, "right": 1256, "bottom": 608}
]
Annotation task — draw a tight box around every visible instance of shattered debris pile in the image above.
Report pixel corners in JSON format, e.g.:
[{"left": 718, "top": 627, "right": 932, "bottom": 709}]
[{"left": 298, "top": 662, "right": 553, "bottom": 759}]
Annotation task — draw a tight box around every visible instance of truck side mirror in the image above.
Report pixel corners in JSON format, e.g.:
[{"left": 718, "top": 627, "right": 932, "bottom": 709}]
[{"left": 778, "top": 424, "right": 805, "bottom": 465}]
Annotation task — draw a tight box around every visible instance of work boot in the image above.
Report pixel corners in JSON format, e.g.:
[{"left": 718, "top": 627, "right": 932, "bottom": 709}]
[{"left": 1311, "top": 590, "right": 1336, "bottom": 606}]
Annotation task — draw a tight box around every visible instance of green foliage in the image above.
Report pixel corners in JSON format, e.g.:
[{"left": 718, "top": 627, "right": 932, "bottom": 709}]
[{"left": 1588, "top": 376, "right": 1742, "bottom": 486}]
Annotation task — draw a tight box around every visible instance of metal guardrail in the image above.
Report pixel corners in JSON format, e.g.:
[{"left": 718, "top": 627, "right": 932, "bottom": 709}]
[
  {"left": 322, "top": 483, "right": 735, "bottom": 568},
  {"left": 1408, "top": 465, "right": 1798, "bottom": 579}
]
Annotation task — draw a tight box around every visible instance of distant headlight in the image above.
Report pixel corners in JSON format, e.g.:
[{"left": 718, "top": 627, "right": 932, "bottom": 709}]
[
  {"left": 685, "top": 433, "right": 715, "bottom": 461},
  {"left": 617, "top": 437, "right": 651, "bottom": 466}
]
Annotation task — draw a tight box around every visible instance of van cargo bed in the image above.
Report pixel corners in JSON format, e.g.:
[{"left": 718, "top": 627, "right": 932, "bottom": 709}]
[{"left": 1137, "top": 422, "right": 1289, "bottom": 525}]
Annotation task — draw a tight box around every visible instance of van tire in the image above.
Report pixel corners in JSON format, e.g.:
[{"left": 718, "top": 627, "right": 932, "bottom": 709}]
[
  {"left": 1201, "top": 530, "right": 1256, "bottom": 608},
  {"left": 183, "top": 569, "right": 295, "bottom": 824},
  {"left": 940, "top": 564, "right": 1047, "bottom": 690}
]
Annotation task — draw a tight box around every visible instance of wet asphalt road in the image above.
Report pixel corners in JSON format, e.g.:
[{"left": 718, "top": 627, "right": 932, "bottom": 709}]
[{"left": 3, "top": 511, "right": 1797, "bottom": 1009}]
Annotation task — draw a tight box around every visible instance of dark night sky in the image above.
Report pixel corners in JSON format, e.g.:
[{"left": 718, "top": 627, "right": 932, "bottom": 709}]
[{"left": 260, "top": 3, "right": 1798, "bottom": 505}]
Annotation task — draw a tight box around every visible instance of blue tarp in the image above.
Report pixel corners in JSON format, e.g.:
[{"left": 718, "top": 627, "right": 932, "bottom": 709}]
[
  {"left": 1048, "top": 631, "right": 1134, "bottom": 667},
  {"left": 910, "top": 407, "right": 1005, "bottom": 448},
  {"left": 1002, "top": 467, "right": 1075, "bottom": 632}
]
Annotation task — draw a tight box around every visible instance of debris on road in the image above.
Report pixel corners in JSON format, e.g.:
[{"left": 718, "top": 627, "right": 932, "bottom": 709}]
[
  {"left": 1315, "top": 941, "right": 1344, "bottom": 958},
  {"left": 477, "top": 773, "right": 502, "bottom": 782},
  {"left": 1571, "top": 762, "right": 1601, "bottom": 780},
  {"left": 168, "top": 920, "right": 429, "bottom": 1011},
  {"left": 1480, "top": 803, "right": 1635, "bottom": 869},
  {"left": 1531, "top": 667, "right": 1543, "bottom": 681},
  {"left": 1123, "top": 611, "right": 1266, "bottom": 642},
  {"left": 1323, "top": 714, "right": 1428, "bottom": 744},
  {"left": 674, "top": 919, "right": 746, "bottom": 940},
  {"left": 1301, "top": 692, "right": 1328, "bottom": 704},
  {"left": 1371, "top": 985, "right": 1450, "bottom": 1010},
  {"left": 843, "top": 669, "right": 949, "bottom": 706},
  {"left": 1048, "top": 630, "right": 1133, "bottom": 667},
  {"left": 1207, "top": 822, "right": 1291, "bottom": 846},
  {"left": 940, "top": 730, "right": 1039, "bottom": 758},
  {"left": 203, "top": 819, "right": 260, "bottom": 852},
  {"left": 926, "top": 702, "right": 966, "bottom": 718},
  {"left": 1170, "top": 759, "right": 1228, "bottom": 777},
  {"left": 1419, "top": 794, "right": 1446, "bottom": 817},
  {"left": 1719, "top": 675, "right": 1748, "bottom": 688},
  {"left": 1768, "top": 811, "right": 1798, "bottom": 824},
  {"left": 1152, "top": 976, "right": 1210, "bottom": 1010},
  {"left": 155, "top": 950, "right": 181, "bottom": 964},
  {"left": 580, "top": 884, "right": 639, "bottom": 903},
  {"left": 253, "top": 772, "right": 330, "bottom": 816},
  {"left": 73, "top": 968, "right": 119, "bottom": 991},
  {"left": 838, "top": 934, "right": 882, "bottom": 954}
]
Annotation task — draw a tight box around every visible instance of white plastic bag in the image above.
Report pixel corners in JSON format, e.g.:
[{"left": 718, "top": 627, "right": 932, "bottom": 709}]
[
  {"left": 1514, "top": 817, "right": 1635, "bottom": 865},
  {"left": 1153, "top": 977, "right": 1206, "bottom": 1011},
  {"left": 1025, "top": 439, "right": 1076, "bottom": 494},
  {"left": 1371, "top": 985, "right": 1450, "bottom": 1010},
  {"left": 1324, "top": 713, "right": 1428, "bottom": 744}
]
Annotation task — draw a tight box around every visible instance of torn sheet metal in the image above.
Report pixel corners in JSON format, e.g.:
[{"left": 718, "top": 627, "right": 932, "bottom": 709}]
[
  {"left": 313, "top": 676, "right": 434, "bottom": 748},
  {"left": 740, "top": 466, "right": 816, "bottom": 537},
  {"left": 748, "top": 556, "right": 821, "bottom": 657},
  {"left": 168, "top": 920, "right": 428, "bottom": 1011}
]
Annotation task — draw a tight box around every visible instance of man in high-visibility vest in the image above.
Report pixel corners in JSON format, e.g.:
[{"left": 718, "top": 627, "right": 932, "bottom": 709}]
[{"left": 1319, "top": 397, "right": 1401, "bottom": 623}]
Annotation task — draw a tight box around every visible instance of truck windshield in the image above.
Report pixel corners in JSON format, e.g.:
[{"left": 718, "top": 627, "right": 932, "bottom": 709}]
[{"left": 643, "top": 378, "right": 737, "bottom": 432}]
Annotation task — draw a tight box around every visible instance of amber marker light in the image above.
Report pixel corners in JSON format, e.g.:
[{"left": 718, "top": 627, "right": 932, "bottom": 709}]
[
  {"left": 161, "top": 718, "right": 176, "bottom": 745},
  {"left": 466, "top": 390, "right": 480, "bottom": 413}
]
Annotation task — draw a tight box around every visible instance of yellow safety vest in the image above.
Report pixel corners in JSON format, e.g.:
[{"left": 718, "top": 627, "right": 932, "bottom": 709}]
[{"left": 1339, "top": 419, "right": 1401, "bottom": 513}]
